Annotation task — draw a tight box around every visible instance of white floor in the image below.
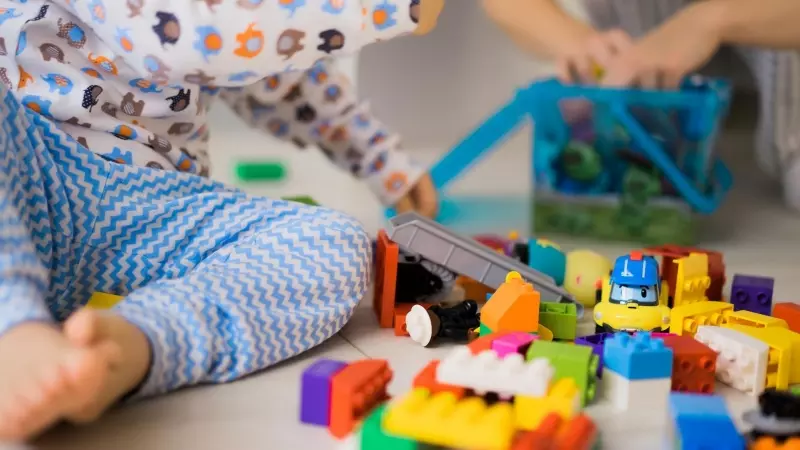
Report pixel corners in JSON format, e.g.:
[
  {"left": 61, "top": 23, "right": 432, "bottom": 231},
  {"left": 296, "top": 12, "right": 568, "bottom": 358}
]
[{"left": 15, "top": 88, "right": 799, "bottom": 450}]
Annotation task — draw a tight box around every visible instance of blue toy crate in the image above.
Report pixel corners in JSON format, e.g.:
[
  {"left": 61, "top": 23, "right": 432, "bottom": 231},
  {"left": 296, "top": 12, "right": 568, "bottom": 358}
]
[{"left": 389, "top": 76, "right": 733, "bottom": 245}]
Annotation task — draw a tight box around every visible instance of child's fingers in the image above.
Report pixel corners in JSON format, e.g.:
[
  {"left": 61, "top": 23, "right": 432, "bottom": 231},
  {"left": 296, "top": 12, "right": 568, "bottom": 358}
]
[
  {"left": 394, "top": 196, "right": 414, "bottom": 214},
  {"left": 411, "top": 175, "right": 439, "bottom": 219}
]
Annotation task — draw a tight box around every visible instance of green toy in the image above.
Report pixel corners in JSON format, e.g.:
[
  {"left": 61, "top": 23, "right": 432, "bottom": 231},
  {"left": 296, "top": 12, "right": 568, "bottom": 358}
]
[
  {"left": 526, "top": 340, "right": 598, "bottom": 406},
  {"left": 281, "top": 195, "right": 320, "bottom": 206},
  {"left": 561, "top": 141, "right": 603, "bottom": 182},
  {"left": 235, "top": 161, "right": 286, "bottom": 182},
  {"left": 538, "top": 303, "right": 577, "bottom": 340}
]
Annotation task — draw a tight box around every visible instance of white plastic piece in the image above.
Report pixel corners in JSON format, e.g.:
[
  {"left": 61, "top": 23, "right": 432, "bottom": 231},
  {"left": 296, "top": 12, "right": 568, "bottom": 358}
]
[
  {"left": 602, "top": 367, "right": 671, "bottom": 412},
  {"left": 405, "top": 305, "right": 433, "bottom": 347},
  {"left": 694, "top": 325, "right": 769, "bottom": 395},
  {"left": 435, "top": 346, "right": 554, "bottom": 397}
]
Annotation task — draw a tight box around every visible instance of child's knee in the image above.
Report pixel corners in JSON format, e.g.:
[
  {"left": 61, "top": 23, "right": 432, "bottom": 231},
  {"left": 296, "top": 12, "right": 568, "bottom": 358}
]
[{"left": 308, "top": 208, "right": 371, "bottom": 274}]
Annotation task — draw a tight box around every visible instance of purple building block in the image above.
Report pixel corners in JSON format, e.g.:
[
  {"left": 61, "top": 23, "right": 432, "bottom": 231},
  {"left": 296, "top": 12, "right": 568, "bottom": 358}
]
[
  {"left": 575, "top": 332, "right": 613, "bottom": 377},
  {"left": 731, "top": 274, "right": 774, "bottom": 316},
  {"left": 300, "top": 358, "right": 348, "bottom": 426}
]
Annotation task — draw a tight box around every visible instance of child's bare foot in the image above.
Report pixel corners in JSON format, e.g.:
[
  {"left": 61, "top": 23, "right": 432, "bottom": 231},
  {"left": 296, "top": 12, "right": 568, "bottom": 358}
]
[{"left": 0, "top": 322, "right": 116, "bottom": 441}]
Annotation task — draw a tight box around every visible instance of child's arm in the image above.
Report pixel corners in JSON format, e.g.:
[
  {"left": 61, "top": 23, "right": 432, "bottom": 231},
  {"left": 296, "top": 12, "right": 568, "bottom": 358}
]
[
  {"left": 218, "top": 59, "right": 431, "bottom": 209},
  {"left": 64, "top": 1, "right": 426, "bottom": 86},
  {"left": 0, "top": 184, "right": 52, "bottom": 330},
  {"left": 714, "top": 0, "right": 800, "bottom": 48}
]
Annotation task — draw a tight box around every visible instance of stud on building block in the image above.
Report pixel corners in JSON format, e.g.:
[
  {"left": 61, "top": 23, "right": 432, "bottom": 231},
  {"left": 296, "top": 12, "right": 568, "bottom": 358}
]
[
  {"left": 774, "top": 303, "right": 800, "bottom": 333},
  {"left": 491, "top": 332, "right": 538, "bottom": 358},
  {"left": 670, "top": 301, "right": 732, "bottom": 336},
  {"left": 481, "top": 272, "right": 540, "bottom": 333},
  {"left": 602, "top": 332, "right": 673, "bottom": 380},
  {"left": 512, "top": 413, "right": 598, "bottom": 450},
  {"left": 300, "top": 359, "right": 348, "bottom": 426},
  {"left": 601, "top": 367, "right": 671, "bottom": 412},
  {"left": 730, "top": 274, "right": 774, "bottom": 316},
  {"left": 538, "top": 302, "right": 578, "bottom": 340},
  {"left": 694, "top": 325, "right": 768, "bottom": 395},
  {"left": 436, "top": 346, "right": 554, "bottom": 397},
  {"left": 724, "top": 310, "right": 787, "bottom": 329},
  {"left": 526, "top": 341, "right": 598, "bottom": 406},
  {"left": 383, "top": 388, "right": 516, "bottom": 450},
  {"left": 659, "top": 334, "right": 717, "bottom": 394},
  {"left": 720, "top": 324, "right": 800, "bottom": 390},
  {"left": 329, "top": 359, "right": 392, "bottom": 439}
]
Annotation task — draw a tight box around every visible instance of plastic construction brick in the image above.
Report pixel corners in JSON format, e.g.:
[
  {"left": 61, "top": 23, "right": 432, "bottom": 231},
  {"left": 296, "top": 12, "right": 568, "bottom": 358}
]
[
  {"left": 374, "top": 230, "right": 399, "bottom": 329},
  {"left": 750, "top": 437, "right": 800, "bottom": 450},
  {"left": 361, "top": 404, "right": 416, "bottom": 450},
  {"left": 669, "top": 392, "right": 733, "bottom": 420},
  {"left": 775, "top": 303, "right": 800, "bottom": 333},
  {"left": 672, "top": 253, "right": 711, "bottom": 308},
  {"left": 575, "top": 332, "right": 614, "bottom": 377},
  {"left": 602, "top": 332, "right": 673, "bottom": 381},
  {"left": 659, "top": 334, "right": 717, "bottom": 394},
  {"left": 602, "top": 367, "right": 671, "bottom": 412},
  {"left": 724, "top": 310, "right": 787, "bottom": 330},
  {"left": 387, "top": 212, "right": 581, "bottom": 314},
  {"left": 412, "top": 360, "right": 466, "bottom": 398},
  {"left": 383, "top": 388, "right": 516, "bottom": 450},
  {"left": 86, "top": 292, "right": 123, "bottom": 309},
  {"left": 722, "top": 324, "right": 800, "bottom": 390},
  {"left": 491, "top": 332, "right": 538, "bottom": 358},
  {"left": 481, "top": 272, "right": 541, "bottom": 333},
  {"left": 300, "top": 359, "right": 348, "bottom": 426},
  {"left": 329, "top": 359, "right": 392, "bottom": 439},
  {"left": 670, "top": 301, "right": 732, "bottom": 336},
  {"left": 436, "top": 346, "right": 554, "bottom": 397},
  {"left": 644, "top": 245, "right": 727, "bottom": 304},
  {"left": 669, "top": 393, "right": 745, "bottom": 450},
  {"left": 467, "top": 330, "right": 518, "bottom": 354},
  {"left": 731, "top": 274, "right": 775, "bottom": 316},
  {"left": 515, "top": 379, "right": 581, "bottom": 431},
  {"left": 512, "top": 413, "right": 598, "bottom": 450},
  {"left": 526, "top": 340, "right": 598, "bottom": 406},
  {"left": 538, "top": 302, "right": 578, "bottom": 340}
]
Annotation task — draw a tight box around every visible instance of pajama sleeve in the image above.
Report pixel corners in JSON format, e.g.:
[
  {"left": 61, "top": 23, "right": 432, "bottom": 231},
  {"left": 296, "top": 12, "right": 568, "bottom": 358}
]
[
  {"left": 64, "top": 0, "right": 421, "bottom": 86},
  {"left": 0, "top": 183, "right": 52, "bottom": 333},
  {"left": 219, "top": 59, "right": 427, "bottom": 206}
]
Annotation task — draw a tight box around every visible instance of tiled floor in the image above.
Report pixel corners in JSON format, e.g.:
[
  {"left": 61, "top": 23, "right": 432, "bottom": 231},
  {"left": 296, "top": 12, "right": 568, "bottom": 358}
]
[{"left": 18, "top": 88, "right": 800, "bottom": 450}]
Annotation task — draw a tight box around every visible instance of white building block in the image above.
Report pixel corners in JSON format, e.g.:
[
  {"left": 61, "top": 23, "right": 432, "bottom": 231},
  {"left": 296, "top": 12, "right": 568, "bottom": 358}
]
[
  {"left": 694, "top": 325, "right": 769, "bottom": 395},
  {"left": 436, "top": 346, "right": 554, "bottom": 397},
  {"left": 602, "top": 367, "right": 671, "bottom": 412}
]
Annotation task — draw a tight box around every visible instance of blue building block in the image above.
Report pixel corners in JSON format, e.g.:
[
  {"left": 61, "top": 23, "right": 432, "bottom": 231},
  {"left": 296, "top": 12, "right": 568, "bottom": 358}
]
[
  {"left": 300, "top": 358, "right": 348, "bottom": 426},
  {"left": 527, "top": 238, "right": 567, "bottom": 285},
  {"left": 669, "top": 393, "right": 745, "bottom": 450},
  {"left": 602, "top": 332, "right": 672, "bottom": 380}
]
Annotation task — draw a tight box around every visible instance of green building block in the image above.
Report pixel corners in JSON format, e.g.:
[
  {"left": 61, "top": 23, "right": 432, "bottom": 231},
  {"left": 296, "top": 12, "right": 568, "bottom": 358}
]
[
  {"left": 790, "top": 385, "right": 800, "bottom": 396},
  {"left": 281, "top": 195, "right": 319, "bottom": 206},
  {"left": 526, "top": 340, "right": 598, "bottom": 406},
  {"left": 479, "top": 323, "right": 493, "bottom": 337},
  {"left": 361, "top": 404, "right": 417, "bottom": 450},
  {"left": 538, "top": 303, "right": 578, "bottom": 340},
  {"left": 235, "top": 161, "right": 286, "bottom": 182}
]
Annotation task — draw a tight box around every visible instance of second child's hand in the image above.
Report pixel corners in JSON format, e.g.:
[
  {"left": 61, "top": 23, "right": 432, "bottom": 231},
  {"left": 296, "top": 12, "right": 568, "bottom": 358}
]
[{"left": 413, "top": 0, "right": 446, "bottom": 36}]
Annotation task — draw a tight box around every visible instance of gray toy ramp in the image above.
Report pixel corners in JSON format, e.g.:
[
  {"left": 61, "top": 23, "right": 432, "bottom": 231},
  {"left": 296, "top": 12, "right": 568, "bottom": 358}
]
[{"left": 388, "top": 212, "right": 584, "bottom": 318}]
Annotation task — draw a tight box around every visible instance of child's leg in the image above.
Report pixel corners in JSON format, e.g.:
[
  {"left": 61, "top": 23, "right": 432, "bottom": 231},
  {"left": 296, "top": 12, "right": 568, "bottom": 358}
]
[{"left": 0, "top": 88, "right": 121, "bottom": 440}]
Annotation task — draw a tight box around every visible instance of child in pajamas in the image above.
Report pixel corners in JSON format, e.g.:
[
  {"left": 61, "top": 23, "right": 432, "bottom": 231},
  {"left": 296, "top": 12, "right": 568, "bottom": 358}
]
[
  {"left": 483, "top": 0, "right": 800, "bottom": 211},
  {"left": 0, "top": 0, "right": 444, "bottom": 441}
]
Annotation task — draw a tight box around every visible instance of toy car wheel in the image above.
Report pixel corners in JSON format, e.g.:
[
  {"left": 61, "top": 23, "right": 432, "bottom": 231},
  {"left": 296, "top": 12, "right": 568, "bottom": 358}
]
[{"left": 594, "top": 323, "right": 605, "bottom": 334}]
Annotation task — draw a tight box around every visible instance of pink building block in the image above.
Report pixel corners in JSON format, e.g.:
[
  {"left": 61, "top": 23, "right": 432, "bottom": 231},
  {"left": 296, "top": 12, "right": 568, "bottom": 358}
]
[{"left": 491, "top": 332, "right": 538, "bottom": 358}]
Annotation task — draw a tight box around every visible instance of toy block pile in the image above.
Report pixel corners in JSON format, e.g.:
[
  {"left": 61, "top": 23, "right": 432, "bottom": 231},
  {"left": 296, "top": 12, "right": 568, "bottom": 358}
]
[{"left": 300, "top": 335, "right": 599, "bottom": 450}]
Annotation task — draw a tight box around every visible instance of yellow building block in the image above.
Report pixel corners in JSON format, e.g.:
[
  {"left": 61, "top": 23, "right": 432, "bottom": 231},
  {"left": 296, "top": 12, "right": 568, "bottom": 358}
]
[
  {"left": 724, "top": 324, "right": 800, "bottom": 390},
  {"left": 86, "top": 292, "right": 123, "bottom": 309},
  {"left": 724, "top": 310, "right": 788, "bottom": 330},
  {"left": 383, "top": 388, "right": 515, "bottom": 450},
  {"left": 514, "top": 378, "right": 580, "bottom": 430},
  {"left": 672, "top": 253, "right": 711, "bottom": 308},
  {"left": 670, "top": 301, "right": 732, "bottom": 336}
]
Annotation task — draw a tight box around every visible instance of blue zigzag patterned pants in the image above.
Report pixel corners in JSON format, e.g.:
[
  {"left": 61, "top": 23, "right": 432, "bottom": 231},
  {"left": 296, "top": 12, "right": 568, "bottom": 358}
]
[{"left": 0, "top": 87, "right": 370, "bottom": 398}]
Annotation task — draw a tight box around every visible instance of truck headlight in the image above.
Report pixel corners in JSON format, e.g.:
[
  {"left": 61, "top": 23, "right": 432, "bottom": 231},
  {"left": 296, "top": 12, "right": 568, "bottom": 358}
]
[
  {"left": 662, "top": 315, "right": 671, "bottom": 325},
  {"left": 594, "top": 311, "right": 602, "bottom": 321}
]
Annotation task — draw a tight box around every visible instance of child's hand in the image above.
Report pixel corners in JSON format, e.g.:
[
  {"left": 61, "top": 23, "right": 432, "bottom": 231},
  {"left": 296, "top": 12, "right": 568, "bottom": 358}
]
[
  {"left": 413, "top": 0, "right": 446, "bottom": 36},
  {"left": 600, "top": 3, "right": 723, "bottom": 89},
  {"left": 557, "top": 29, "right": 633, "bottom": 84},
  {"left": 394, "top": 174, "right": 438, "bottom": 219}
]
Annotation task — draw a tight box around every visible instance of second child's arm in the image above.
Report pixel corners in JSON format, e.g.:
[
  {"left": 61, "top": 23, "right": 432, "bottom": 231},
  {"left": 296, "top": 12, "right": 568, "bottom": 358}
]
[{"left": 714, "top": 0, "right": 800, "bottom": 48}]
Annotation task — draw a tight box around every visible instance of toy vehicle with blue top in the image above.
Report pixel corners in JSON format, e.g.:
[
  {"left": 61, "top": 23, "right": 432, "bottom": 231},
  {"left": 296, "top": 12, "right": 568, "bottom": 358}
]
[{"left": 593, "top": 251, "right": 671, "bottom": 333}]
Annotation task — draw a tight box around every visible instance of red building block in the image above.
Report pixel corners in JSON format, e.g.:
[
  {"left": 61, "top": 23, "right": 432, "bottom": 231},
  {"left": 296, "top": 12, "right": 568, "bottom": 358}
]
[
  {"left": 661, "top": 334, "right": 716, "bottom": 394},
  {"left": 643, "top": 245, "right": 726, "bottom": 303},
  {"left": 412, "top": 360, "right": 466, "bottom": 397},
  {"left": 774, "top": 303, "right": 800, "bottom": 333},
  {"left": 329, "top": 359, "right": 392, "bottom": 439},
  {"left": 393, "top": 302, "right": 432, "bottom": 336},
  {"left": 374, "top": 230, "right": 399, "bottom": 328}
]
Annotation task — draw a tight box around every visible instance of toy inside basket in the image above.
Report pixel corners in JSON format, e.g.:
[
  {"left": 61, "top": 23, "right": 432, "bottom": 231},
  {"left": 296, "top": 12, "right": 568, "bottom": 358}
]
[{"left": 526, "top": 76, "right": 733, "bottom": 245}]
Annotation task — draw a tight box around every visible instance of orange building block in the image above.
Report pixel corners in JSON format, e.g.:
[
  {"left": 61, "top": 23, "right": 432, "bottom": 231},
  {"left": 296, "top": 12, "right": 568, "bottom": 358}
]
[
  {"left": 511, "top": 413, "right": 596, "bottom": 450},
  {"left": 511, "top": 413, "right": 562, "bottom": 450},
  {"left": 774, "top": 303, "right": 800, "bottom": 333},
  {"left": 329, "top": 359, "right": 391, "bottom": 439},
  {"left": 467, "top": 330, "right": 518, "bottom": 354},
  {"left": 374, "top": 230, "right": 399, "bottom": 328},
  {"left": 751, "top": 437, "right": 800, "bottom": 450},
  {"left": 456, "top": 275, "right": 494, "bottom": 303},
  {"left": 393, "top": 303, "right": 432, "bottom": 336},
  {"left": 412, "top": 360, "right": 466, "bottom": 397},
  {"left": 481, "top": 273, "right": 540, "bottom": 333}
]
